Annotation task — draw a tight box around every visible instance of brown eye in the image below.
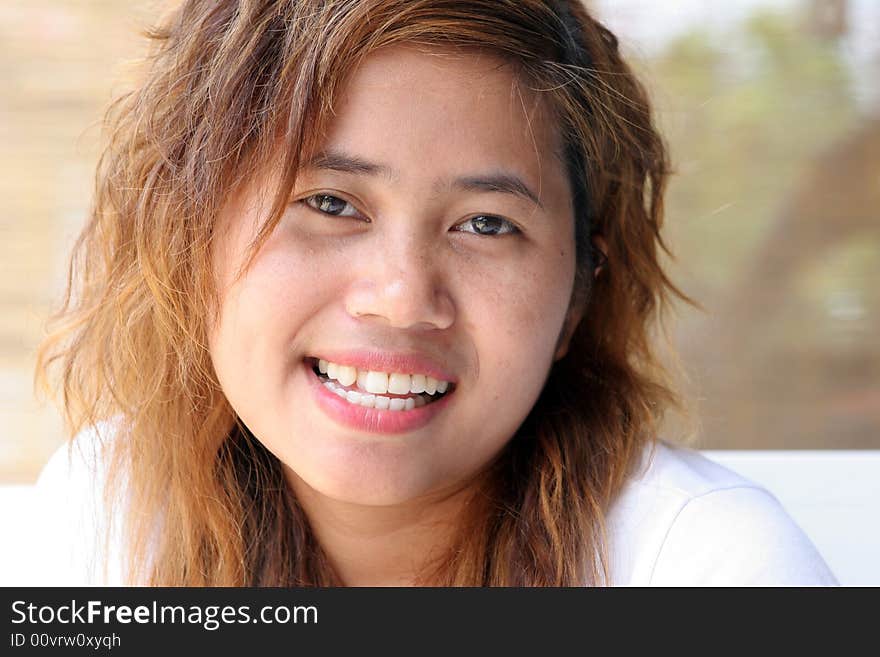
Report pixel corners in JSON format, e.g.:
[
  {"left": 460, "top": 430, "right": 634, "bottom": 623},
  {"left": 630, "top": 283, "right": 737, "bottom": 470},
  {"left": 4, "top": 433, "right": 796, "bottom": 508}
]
[
  {"left": 303, "top": 194, "right": 362, "bottom": 218},
  {"left": 453, "top": 215, "right": 519, "bottom": 236}
]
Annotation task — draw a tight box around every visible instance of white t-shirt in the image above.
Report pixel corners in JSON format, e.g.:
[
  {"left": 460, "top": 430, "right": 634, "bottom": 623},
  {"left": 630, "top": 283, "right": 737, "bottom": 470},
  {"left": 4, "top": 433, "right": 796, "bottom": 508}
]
[
  {"left": 29, "top": 425, "right": 838, "bottom": 586},
  {"left": 605, "top": 442, "right": 837, "bottom": 585}
]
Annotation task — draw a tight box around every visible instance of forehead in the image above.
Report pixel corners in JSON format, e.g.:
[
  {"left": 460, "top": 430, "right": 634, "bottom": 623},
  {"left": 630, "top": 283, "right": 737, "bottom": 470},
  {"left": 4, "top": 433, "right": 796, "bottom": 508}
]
[{"left": 314, "top": 45, "right": 565, "bottom": 179}]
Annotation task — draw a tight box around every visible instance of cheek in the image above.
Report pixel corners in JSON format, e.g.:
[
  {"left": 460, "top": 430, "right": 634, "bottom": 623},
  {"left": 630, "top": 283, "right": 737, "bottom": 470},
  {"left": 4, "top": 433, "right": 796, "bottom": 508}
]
[
  {"left": 208, "top": 232, "right": 338, "bottom": 400},
  {"left": 462, "top": 251, "right": 574, "bottom": 396},
  {"left": 485, "top": 250, "right": 572, "bottom": 335}
]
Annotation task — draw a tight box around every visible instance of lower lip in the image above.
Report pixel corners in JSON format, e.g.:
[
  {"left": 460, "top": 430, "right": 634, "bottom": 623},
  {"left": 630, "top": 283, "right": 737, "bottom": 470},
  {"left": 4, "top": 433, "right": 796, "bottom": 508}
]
[{"left": 304, "top": 361, "right": 454, "bottom": 435}]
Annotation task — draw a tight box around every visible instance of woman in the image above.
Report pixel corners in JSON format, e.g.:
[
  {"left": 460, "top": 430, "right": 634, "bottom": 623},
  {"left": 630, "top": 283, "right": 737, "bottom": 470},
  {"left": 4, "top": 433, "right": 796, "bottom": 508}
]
[{"left": 34, "top": 0, "right": 836, "bottom": 586}]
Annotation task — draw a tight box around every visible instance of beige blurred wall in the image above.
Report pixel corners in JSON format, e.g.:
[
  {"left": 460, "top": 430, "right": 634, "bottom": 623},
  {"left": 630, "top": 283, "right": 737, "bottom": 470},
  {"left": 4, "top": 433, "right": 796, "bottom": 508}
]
[{"left": 0, "top": 1, "right": 157, "bottom": 481}]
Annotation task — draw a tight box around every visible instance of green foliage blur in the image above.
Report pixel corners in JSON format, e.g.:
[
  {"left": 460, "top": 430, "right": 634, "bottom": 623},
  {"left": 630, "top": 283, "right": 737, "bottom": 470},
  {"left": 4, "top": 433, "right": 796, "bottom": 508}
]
[{"left": 643, "top": 5, "right": 879, "bottom": 448}]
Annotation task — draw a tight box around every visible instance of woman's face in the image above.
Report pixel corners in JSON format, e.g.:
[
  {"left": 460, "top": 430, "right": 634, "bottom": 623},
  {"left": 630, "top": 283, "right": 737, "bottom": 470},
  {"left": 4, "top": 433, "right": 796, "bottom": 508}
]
[{"left": 209, "top": 46, "right": 581, "bottom": 506}]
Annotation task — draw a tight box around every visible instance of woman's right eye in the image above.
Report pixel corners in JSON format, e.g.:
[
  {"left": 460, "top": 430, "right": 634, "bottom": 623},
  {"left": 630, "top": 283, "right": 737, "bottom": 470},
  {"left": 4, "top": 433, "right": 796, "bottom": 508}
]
[{"left": 302, "top": 194, "right": 365, "bottom": 219}]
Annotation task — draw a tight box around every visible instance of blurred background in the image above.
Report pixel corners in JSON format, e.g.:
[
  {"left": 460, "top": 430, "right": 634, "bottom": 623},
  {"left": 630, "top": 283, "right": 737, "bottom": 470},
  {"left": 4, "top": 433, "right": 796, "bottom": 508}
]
[{"left": 1, "top": 0, "right": 878, "bottom": 483}]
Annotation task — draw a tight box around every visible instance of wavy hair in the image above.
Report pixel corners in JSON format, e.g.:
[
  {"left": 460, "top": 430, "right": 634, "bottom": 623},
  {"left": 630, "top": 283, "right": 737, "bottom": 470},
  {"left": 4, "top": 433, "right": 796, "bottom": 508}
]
[{"left": 36, "top": 0, "right": 692, "bottom": 586}]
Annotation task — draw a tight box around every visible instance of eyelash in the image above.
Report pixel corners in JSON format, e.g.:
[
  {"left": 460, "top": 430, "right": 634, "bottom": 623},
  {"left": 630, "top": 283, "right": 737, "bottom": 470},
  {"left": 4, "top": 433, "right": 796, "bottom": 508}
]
[{"left": 300, "top": 193, "right": 520, "bottom": 237}]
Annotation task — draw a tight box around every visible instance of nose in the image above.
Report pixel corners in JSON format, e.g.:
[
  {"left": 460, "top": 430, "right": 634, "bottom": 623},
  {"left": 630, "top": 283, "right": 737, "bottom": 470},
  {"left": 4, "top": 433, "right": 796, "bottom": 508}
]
[{"left": 344, "top": 234, "right": 456, "bottom": 331}]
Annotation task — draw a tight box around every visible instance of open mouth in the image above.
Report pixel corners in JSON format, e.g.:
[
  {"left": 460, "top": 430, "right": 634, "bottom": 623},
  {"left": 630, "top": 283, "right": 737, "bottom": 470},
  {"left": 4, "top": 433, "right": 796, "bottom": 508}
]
[{"left": 305, "top": 357, "right": 455, "bottom": 411}]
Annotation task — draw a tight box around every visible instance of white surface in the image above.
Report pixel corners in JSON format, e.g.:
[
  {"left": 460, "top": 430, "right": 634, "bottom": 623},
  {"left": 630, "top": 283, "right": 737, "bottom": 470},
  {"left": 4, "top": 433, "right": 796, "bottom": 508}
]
[
  {"left": 2, "top": 450, "right": 878, "bottom": 586},
  {"left": 1, "top": 485, "right": 41, "bottom": 586}
]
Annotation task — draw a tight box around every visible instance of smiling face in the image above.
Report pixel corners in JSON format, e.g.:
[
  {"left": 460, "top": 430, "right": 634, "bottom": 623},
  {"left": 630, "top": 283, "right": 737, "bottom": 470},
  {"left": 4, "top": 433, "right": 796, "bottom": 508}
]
[{"left": 209, "top": 46, "right": 581, "bottom": 507}]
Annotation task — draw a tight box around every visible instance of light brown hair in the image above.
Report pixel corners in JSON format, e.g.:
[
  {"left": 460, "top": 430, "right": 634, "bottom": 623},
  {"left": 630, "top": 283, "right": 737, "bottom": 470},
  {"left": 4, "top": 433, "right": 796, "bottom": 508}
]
[{"left": 37, "top": 0, "right": 691, "bottom": 586}]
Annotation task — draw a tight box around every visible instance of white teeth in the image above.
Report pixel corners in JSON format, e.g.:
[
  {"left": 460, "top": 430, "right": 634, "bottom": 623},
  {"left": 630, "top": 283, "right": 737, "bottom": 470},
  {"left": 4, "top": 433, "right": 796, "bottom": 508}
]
[
  {"left": 324, "top": 381, "right": 347, "bottom": 399},
  {"left": 410, "top": 374, "right": 426, "bottom": 394},
  {"left": 387, "top": 373, "right": 412, "bottom": 395},
  {"left": 314, "top": 359, "right": 453, "bottom": 398},
  {"left": 337, "top": 365, "right": 357, "bottom": 387},
  {"left": 364, "top": 371, "right": 389, "bottom": 394},
  {"left": 323, "top": 380, "right": 433, "bottom": 412}
]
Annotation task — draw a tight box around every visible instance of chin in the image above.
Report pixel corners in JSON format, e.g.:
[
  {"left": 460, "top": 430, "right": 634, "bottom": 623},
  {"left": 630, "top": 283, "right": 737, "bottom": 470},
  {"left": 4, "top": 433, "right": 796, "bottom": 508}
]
[
  {"left": 284, "top": 446, "right": 443, "bottom": 507},
  {"left": 308, "top": 472, "right": 439, "bottom": 507}
]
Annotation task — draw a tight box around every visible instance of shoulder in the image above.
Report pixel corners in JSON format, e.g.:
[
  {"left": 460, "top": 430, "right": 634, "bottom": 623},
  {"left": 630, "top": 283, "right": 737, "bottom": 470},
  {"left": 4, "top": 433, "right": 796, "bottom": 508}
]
[
  {"left": 31, "top": 419, "right": 127, "bottom": 585},
  {"left": 37, "top": 420, "right": 115, "bottom": 492},
  {"left": 605, "top": 440, "right": 838, "bottom": 586}
]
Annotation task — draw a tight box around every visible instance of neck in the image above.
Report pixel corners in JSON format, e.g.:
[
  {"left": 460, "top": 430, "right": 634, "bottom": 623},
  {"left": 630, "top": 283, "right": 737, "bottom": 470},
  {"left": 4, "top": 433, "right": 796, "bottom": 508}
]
[{"left": 285, "top": 471, "right": 477, "bottom": 586}]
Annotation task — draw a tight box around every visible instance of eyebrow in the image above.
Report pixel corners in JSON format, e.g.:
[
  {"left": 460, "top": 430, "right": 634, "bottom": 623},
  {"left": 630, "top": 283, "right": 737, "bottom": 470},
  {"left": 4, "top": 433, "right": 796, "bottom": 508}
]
[
  {"left": 304, "top": 149, "right": 543, "bottom": 209},
  {"left": 452, "top": 174, "right": 543, "bottom": 209},
  {"left": 306, "top": 151, "right": 395, "bottom": 178}
]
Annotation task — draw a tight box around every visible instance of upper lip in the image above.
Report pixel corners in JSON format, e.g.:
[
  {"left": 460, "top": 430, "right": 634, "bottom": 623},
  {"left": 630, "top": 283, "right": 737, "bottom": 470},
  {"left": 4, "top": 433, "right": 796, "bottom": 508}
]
[{"left": 307, "top": 349, "right": 458, "bottom": 383}]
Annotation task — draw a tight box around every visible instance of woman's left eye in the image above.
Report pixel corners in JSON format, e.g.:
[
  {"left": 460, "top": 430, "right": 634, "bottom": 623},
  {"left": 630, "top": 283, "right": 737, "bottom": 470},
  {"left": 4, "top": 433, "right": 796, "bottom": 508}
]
[
  {"left": 452, "top": 215, "right": 520, "bottom": 237},
  {"left": 302, "top": 194, "right": 363, "bottom": 218}
]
